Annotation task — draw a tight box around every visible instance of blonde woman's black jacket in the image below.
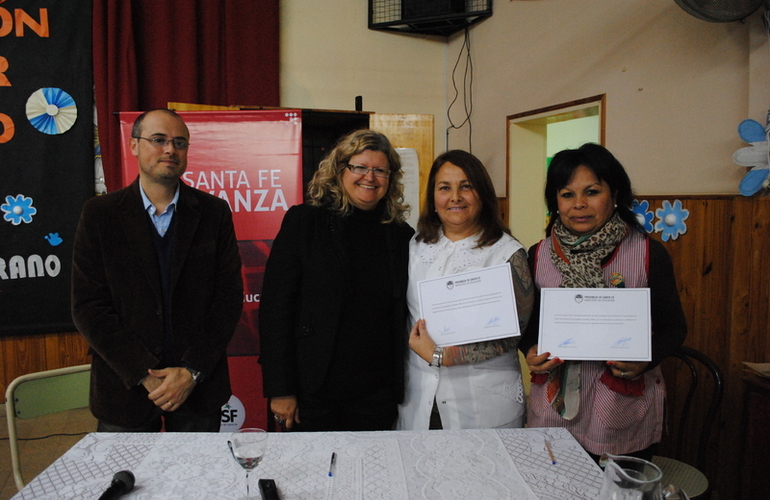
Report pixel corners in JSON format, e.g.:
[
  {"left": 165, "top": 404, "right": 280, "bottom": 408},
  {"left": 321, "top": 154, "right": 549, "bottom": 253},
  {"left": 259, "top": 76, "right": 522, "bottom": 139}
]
[{"left": 259, "top": 203, "right": 414, "bottom": 403}]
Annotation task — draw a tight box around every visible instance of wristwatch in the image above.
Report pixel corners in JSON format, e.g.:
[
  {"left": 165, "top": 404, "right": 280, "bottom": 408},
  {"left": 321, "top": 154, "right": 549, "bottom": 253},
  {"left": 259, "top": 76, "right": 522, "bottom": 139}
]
[
  {"left": 185, "top": 367, "right": 204, "bottom": 384},
  {"left": 429, "top": 346, "right": 444, "bottom": 367}
]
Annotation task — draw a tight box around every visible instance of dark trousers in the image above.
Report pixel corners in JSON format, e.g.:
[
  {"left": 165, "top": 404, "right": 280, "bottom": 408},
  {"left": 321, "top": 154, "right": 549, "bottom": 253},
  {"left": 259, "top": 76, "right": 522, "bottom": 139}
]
[
  {"left": 96, "top": 404, "right": 221, "bottom": 432},
  {"left": 295, "top": 390, "right": 397, "bottom": 432}
]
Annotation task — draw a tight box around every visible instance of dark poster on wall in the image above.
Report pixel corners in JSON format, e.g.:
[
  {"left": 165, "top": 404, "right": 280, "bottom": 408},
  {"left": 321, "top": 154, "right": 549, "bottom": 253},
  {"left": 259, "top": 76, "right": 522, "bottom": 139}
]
[{"left": 0, "top": 1, "right": 93, "bottom": 336}]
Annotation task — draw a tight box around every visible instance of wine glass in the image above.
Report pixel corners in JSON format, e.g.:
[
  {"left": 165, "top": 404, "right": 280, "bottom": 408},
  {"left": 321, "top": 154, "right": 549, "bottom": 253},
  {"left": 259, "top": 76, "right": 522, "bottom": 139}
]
[{"left": 228, "top": 428, "right": 268, "bottom": 499}]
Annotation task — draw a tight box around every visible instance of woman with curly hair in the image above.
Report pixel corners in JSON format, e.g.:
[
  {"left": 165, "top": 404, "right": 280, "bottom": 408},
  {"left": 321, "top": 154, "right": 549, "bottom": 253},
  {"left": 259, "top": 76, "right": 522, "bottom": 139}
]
[{"left": 259, "top": 129, "right": 414, "bottom": 431}]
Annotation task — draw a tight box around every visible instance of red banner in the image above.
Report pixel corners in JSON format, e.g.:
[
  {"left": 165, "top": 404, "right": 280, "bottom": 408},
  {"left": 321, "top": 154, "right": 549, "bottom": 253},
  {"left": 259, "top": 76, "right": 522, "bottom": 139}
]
[
  {"left": 119, "top": 110, "right": 302, "bottom": 240},
  {"left": 119, "top": 110, "right": 303, "bottom": 430}
]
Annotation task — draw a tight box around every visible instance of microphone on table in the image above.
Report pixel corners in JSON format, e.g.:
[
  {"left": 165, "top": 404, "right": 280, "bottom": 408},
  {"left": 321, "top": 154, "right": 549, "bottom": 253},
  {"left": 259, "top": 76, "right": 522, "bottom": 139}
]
[{"left": 98, "top": 470, "right": 135, "bottom": 500}]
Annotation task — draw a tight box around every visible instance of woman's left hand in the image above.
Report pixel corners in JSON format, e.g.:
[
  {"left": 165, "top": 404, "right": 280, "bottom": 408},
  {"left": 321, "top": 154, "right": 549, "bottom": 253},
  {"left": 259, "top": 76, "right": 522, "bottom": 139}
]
[
  {"left": 607, "top": 361, "right": 649, "bottom": 380},
  {"left": 409, "top": 319, "right": 437, "bottom": 364}
]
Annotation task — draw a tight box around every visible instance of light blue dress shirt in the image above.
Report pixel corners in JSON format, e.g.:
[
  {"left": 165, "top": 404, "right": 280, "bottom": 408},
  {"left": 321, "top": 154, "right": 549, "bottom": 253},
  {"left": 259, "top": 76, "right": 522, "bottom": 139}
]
[{"left": 139, "top": 183, "right": 180, "bottom": 236}]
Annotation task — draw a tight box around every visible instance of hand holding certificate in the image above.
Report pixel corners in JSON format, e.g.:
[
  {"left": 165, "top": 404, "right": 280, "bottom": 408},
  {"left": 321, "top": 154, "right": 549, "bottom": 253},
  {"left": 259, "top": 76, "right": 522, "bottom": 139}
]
[
  {"left": 417, "top": 264, "right": 520, "bottom": 347},
  {"left": 537, "top": 288, "right": 652, "bottom": 361}
]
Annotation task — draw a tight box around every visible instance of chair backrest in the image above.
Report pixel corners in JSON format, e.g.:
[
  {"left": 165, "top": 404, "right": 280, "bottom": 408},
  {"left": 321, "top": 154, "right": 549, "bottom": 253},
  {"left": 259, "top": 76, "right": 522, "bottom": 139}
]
[
  {"left": 665, "top": 346, "right": 724, "bottom": 471},
  {"left": 5, "top": 364, "right": 91, "bottom": 490}
]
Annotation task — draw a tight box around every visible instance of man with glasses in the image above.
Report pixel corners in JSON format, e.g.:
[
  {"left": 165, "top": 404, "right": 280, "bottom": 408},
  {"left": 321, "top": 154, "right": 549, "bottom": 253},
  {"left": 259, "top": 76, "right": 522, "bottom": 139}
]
[{"left": 72, "top": 109, "right": 243, "bottom": 432}]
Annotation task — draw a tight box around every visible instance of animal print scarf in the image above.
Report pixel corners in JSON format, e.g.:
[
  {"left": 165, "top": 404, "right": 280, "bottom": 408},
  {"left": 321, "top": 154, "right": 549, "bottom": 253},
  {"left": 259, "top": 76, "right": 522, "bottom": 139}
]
[{"left": 550, "top": 212, "right": 628, "bottom": 289}]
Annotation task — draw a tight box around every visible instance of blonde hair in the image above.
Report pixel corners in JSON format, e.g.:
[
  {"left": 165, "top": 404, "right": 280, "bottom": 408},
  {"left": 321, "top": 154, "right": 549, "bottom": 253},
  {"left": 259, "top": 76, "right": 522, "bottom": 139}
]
[{"left": 307, "top": 129, "right": 409, "bottom": 223}]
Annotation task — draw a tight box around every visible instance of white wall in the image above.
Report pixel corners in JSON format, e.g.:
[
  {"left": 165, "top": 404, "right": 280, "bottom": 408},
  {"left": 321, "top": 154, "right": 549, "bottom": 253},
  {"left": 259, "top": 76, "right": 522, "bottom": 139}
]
[
  {"left": 279, "top": 1, "right": 447, "bottom": 154},
  {"left": 448, "top": 0, "right": 755, "bottom": 195},
  {"left": 281, "top": 0, "right": 768, "bottom": 196}
]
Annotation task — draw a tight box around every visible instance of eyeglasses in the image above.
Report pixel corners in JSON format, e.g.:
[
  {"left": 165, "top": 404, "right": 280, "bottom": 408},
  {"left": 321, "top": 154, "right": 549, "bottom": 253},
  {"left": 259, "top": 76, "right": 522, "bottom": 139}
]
[
  {"left": 345, "top": 164, "right": 390, "bottom": 179},
  {"left": 134, "top": 136, "right": 190, "bottom": 150}
]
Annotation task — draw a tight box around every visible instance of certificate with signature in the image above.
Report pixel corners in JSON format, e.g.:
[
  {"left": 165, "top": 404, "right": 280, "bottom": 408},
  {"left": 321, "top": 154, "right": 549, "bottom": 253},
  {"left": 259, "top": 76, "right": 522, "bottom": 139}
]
[
  {"left": 417, "top": 264, "right": 520, "bottom": 347},
  {"left": 538, "top": 288, "right": 651, "bottom": 361}
]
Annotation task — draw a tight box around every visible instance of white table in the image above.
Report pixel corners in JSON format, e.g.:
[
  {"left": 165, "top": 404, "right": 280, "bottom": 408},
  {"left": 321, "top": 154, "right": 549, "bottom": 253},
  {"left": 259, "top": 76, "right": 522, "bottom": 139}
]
[{"left": 13, "top": 427, "right": 603, "bottom": 499}]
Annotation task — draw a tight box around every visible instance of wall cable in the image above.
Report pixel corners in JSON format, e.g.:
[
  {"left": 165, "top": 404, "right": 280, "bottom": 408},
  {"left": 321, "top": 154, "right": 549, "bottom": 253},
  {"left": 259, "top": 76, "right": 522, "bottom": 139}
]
[{"left": 446, "top": 26, "right": 474, "bottom": 153}]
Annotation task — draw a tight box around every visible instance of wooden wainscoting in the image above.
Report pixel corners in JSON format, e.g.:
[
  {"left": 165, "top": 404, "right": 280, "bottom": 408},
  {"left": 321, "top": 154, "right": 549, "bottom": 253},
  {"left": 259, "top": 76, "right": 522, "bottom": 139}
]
[
  {"left": 0, "top": 331, "right": 90, "bottom": 395},
  {"left": 642, "top": 195, "right": 770, "bottom": 498}
]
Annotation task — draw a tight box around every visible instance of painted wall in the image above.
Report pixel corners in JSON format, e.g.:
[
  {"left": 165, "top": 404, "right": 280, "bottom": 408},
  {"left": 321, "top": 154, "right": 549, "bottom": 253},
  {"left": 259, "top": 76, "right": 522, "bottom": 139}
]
[
  {"left": 448, "top": 0, "right": 761, "bottom": 195},
  {"left": 547, "top": 117, "right": 601, "bottom": 158},
  {"left": 280, "top": 0, "right": 768, "bottom": 196},
  {"left": 279, "top": 1, "right": 447, "bottom": 154}
]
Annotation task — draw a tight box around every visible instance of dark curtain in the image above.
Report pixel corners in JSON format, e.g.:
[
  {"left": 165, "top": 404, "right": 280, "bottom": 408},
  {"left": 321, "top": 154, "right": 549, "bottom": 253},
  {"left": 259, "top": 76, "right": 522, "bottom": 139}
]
[{"left": 92, "top": 0, "right": 280, "bottom": 192}]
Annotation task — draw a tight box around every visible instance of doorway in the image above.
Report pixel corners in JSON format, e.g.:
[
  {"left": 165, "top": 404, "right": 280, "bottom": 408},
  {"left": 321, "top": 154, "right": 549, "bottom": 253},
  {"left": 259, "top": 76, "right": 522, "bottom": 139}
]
[{"left": 507, "top": 94, "right": 605, "bottom": 248}]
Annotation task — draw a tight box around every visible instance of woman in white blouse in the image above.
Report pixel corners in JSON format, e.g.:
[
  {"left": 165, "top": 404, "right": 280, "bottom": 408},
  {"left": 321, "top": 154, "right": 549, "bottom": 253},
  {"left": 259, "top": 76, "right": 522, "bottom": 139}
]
[{"left": 397, "top": 150, "right": 534, "bottom": 430}]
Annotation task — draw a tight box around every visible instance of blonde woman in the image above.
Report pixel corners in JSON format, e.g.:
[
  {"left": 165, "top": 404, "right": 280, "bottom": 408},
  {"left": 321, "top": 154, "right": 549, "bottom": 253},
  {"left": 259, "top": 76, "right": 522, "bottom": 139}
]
[{"left": 260, "top": 129, "right": 414, "bottom": 431}]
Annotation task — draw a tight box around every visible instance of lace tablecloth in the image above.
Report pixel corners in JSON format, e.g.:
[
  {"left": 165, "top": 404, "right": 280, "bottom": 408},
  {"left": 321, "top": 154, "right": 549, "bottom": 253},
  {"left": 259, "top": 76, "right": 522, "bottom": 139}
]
[{"left": 13, "top": 427, "right": 602, "bottom": 499}]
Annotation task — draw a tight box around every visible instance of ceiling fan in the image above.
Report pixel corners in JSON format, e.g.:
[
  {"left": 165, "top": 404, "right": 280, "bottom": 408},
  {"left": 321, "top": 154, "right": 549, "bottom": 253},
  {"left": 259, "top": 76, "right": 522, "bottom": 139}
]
[{"left": 673, "top": 0, "right": 766, "bottom": 22}]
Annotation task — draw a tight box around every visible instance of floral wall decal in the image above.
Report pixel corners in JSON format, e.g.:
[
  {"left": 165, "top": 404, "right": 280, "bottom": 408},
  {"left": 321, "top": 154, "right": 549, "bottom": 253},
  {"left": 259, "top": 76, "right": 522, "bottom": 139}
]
[
  {"left": 1, "top": 194, "right": 37, "bottom": 225},
  {"left": 654, "top": 199, "right": 689, "bottom": 241},
  {"left": 631, "top": 199, "right": 654, "bottom": 233}
]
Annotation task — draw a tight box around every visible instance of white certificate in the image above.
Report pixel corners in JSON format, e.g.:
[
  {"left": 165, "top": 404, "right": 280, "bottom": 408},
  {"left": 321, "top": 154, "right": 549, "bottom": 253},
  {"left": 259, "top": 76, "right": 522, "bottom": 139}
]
[
  {"left": 417, "top": 264, "right": 520, "bottom": 347},
  {"left": 538, "top": 288, "right": 651, "bottom": 361}
]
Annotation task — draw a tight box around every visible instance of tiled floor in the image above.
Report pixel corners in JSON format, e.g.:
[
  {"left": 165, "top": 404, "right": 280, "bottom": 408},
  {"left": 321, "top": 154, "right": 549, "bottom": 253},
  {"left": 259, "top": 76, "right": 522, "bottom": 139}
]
[{"left": 0, "top": 404, "right": 97, "bottom": 500}]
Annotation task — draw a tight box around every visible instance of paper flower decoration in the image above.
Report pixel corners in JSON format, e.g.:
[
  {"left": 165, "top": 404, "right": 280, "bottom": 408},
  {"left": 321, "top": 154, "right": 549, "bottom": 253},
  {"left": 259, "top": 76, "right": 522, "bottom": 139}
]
[
  {"left": 631, "top": 199, "right": 654, "bottom": 233},
  {"left": 654, "top": 200, "right": 688, "bottom": 242},
  {"left": 1, "top": 194, "right": 37, "bottom": 225},
  {"left": 733, "top": 119, "right": 770, "bottom": 196},
  {"left": 26, "top": 87, "right": 78, "bottom": 135}
]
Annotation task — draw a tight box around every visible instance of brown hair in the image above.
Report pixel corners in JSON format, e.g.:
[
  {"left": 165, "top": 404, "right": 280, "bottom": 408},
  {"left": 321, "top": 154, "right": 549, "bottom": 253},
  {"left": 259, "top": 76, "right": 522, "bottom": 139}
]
[{"left": 417, "top": 150, "right": 509, "bottom": 247}]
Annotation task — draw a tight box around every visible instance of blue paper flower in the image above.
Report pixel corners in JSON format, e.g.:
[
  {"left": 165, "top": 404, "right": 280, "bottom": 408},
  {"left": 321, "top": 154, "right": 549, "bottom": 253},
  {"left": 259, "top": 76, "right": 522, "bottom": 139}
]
[
  {"left": 1, "top": 194, "right": 37, "bottom": 225},
  {"left": 654, "top": 200, "right": 688, "bottom": 242},
  {"left": 26, "top": 87, "right": 78, "bottom": 135},
  {"left": 631, "top": 199, "right": 654, "bottom": 233}
]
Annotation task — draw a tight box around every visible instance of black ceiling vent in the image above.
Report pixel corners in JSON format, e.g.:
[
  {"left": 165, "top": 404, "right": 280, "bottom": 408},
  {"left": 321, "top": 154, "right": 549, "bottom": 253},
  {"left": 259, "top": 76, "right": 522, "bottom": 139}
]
[{"left": 369, "top": 0, "right": 493, "bottom": 37}]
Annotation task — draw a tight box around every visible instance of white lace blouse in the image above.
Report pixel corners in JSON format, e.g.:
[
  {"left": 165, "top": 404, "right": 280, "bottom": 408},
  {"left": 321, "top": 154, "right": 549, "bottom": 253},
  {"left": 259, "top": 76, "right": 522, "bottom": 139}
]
[{"left": 397, "top": 231, "right": 527, "bottom": 430}]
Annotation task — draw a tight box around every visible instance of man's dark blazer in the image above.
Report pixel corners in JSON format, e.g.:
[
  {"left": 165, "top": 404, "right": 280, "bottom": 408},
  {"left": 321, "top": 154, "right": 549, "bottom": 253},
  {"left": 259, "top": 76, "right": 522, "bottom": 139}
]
[
  {"left": 258, "top": 204, "right": 414, "bottom": 402},
  {"left": 71, "top": 178, "right": 243, "bottom": 428}
]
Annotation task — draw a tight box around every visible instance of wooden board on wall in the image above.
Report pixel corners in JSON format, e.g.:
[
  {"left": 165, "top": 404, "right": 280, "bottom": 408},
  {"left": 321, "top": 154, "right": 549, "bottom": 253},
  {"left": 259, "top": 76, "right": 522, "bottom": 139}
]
[
  {"left": 0, "top": 332, "right": 89, "bottom": 395},
  {"left": 370, "top": 113, "right": 434, "bottom": 216}
]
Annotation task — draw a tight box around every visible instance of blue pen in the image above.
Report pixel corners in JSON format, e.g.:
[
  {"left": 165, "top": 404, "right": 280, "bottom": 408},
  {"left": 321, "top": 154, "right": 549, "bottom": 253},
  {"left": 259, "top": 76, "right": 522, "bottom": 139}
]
[{"left": 328, "top": 452, "right": 337, "bottom": 477}]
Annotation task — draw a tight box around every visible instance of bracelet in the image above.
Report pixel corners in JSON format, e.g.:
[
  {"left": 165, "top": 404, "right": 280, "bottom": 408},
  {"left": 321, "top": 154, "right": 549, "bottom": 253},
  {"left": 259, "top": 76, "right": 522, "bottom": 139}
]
[{"left": 430, "top": 346, "right": 444, "bottom": 367}]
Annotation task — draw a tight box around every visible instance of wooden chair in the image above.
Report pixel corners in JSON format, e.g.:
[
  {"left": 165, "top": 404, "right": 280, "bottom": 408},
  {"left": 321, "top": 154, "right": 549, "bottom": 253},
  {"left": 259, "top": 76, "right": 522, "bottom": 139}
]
[
  {"left": 5, "top": 364, "right": 91, "bottom": 491},
  {"left": 653, "top": 346, "right": 723, "bottom": 499}
]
